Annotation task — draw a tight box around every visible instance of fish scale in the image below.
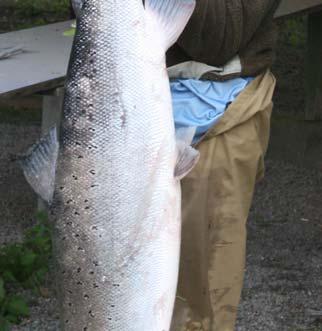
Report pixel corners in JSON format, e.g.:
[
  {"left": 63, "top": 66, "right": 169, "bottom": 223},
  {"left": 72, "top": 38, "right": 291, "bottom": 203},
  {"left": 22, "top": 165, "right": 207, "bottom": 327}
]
[{"left": 20, "top": 0, "right": 197, "bottom": 330}]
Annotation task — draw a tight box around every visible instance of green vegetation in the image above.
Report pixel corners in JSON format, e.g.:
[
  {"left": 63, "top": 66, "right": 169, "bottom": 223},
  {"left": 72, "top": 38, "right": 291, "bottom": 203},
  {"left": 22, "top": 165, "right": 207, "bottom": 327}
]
[
  {"left": 279, "top": 17, "right": 307, "bottom": 47},
  {"left": 15, "top": 0, "right": 70, "bottom": 17},
  {"left": 14, "top": 0, "right": 70, "bottom": 28},
  {"left": 1, "top": 0, "right": 70, "bottom": 31},
  {"left": 0, "top": 212, "right": 52, "bottom": 330}
]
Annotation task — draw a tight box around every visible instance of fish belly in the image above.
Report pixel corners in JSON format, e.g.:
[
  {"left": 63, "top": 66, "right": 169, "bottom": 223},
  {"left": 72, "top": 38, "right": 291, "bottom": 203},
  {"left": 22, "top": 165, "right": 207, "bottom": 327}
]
[{"left": 51, "top": 0, "right": 181, "bottom": 330}]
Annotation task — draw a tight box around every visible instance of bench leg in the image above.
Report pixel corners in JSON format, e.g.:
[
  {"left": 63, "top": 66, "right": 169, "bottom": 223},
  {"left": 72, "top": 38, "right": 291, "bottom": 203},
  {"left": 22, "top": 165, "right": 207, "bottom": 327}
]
[
  {"left": 38, "top": 88, "right": 64, "bottom": 211},
  {"left": 41, "top": 87, "right": 64, "bottom": 135},
  {"left": 305, "top": 11, "right": 322, "bottom": 120}
]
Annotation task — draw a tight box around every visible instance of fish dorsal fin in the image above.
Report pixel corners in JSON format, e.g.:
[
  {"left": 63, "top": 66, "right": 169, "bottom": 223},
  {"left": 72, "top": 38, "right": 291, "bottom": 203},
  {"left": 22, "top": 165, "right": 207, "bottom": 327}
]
[
  {"left": 145, "top": 0, "right": 196, "bottom": 50},
  {"left": 175, "top": 127, "right": 200, "bottom": 180},
  {"left": 19, "top": 127, "right": 59, "bottom": 204}
]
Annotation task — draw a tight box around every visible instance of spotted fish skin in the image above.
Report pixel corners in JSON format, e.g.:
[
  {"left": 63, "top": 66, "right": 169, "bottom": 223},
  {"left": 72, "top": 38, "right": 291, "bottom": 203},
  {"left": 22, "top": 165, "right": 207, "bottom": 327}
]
[{"left": 22, "top": 0, "right": 196, "bottom": 330}]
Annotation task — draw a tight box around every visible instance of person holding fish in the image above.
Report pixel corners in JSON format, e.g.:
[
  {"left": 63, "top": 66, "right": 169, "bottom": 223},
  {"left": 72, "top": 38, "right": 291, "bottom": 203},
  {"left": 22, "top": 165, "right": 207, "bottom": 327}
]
[
  {"left": 168, "top": 0, "right": 281, "bottom": 330},
  {"left": 21, "top": 0, "right": 280, "bottom": 329}
]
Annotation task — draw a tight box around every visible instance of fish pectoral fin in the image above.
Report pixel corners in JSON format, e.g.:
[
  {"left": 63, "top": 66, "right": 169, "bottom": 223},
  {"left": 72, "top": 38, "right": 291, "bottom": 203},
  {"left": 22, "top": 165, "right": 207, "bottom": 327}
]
[
  {"left": 145, "top": 0, "right": 196, "bottom": 50},
  {"left": 175, "top": 144, "right": 200, "bottom": 180},
  {"left": 19, "top": 127, "right": 59, "bottom": 204},
  {"left": 174, "top": 127, "right": 200, "bottom": 180}
]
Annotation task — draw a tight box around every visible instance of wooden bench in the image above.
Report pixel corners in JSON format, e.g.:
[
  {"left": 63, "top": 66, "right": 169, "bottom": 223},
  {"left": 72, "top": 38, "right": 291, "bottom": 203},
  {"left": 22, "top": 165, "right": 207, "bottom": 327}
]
[
  {"left": 0, "top": 21, "right": 72, "bottom": 135},
  {"left": 0, "top": 0, "right": 322, "bottom": 132},
  {"left": 275, "top": 0, "right": 322, "bottom": 17}
]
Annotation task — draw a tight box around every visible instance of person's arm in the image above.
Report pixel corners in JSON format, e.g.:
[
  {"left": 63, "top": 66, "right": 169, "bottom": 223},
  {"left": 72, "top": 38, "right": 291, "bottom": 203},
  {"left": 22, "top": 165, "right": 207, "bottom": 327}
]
[{"left": 167, "top": 0, "right": 282, "bottom": 76}]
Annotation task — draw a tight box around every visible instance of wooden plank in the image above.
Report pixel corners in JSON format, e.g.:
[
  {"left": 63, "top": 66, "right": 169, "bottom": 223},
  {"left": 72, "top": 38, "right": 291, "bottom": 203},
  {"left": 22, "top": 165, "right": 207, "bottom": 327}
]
[
  {"left": 1, "top": 77, "right": 65, "bottom": 99},
  {"left": 41, "top": 87, "right": 64, "bottom": 136},
  {"left": 0, "top": 21, "right": 73, "bottom": 98},
  {"left": 275, "top": 0, "right": 322, "bottom": 18},
  {"left": 305, "top": 11, "right": 322, "bottom": 120}
]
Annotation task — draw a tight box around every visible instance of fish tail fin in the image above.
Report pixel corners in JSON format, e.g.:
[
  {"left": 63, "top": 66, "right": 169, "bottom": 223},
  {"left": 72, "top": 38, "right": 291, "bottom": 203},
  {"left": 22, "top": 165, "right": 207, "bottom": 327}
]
[
  {"left": 145, "top": 0, "right": 196, "bottom": 50},
  {"left": 175, "top": 127, "right": 200, "bottom": 180},
  {"left": 18, "top": 127, "right": 59, "bottom": 204}
]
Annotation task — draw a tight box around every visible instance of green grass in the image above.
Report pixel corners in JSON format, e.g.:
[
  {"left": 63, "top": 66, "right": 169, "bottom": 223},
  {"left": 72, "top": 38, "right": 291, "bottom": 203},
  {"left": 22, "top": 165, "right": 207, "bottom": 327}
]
[
  {"left": 1, "top": 0, "right": 70, "bottom": 31},
  {"left": 15, "top": 0, "right": 70, "bottom": 16},
  {"left": 278, "top": 17, "right": 307, "bottom": 48},
  {"left": 0, "top": 212, "right": 52, "bottom": 330}
]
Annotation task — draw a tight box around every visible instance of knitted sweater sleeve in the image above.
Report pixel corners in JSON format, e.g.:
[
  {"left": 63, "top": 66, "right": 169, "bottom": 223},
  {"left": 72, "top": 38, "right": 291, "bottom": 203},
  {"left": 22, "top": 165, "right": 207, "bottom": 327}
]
[{"left": 167, "top": 0, "right": 282, "bottom": 77}]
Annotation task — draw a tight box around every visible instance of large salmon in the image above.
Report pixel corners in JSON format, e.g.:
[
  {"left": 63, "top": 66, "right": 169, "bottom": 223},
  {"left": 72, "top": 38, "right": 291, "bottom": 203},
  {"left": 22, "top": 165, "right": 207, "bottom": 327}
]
[{"left": 21, "top": 0, "right": 198, "bottom": 329}]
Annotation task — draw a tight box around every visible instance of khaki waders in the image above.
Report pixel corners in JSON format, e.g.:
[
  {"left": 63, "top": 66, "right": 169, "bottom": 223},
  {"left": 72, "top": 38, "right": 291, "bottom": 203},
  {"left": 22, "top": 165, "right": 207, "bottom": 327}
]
[{"left": 171, "top": 70, "right": 276, "bottom": 331}]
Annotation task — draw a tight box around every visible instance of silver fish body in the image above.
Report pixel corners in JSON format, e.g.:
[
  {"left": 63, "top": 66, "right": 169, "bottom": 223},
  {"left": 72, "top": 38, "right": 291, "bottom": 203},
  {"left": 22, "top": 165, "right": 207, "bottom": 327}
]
[{"left": 21, "top": 0, "right": 197, "bottom": 330}]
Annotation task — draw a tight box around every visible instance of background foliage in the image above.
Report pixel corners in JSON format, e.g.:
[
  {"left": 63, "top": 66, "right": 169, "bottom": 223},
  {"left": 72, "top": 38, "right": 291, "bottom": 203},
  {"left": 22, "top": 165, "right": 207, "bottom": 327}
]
[
  {"left": 0, "top": 212, "right": 52, "bottom": 330},
  {"left": 15, "top": 0, "right": 70, "bottom": 16},
  {"left": 0, "top": 0, "right": 71, "bottom": 31},
  {"left": 281, "top": 17, "right": 307, "bottom": 47}
]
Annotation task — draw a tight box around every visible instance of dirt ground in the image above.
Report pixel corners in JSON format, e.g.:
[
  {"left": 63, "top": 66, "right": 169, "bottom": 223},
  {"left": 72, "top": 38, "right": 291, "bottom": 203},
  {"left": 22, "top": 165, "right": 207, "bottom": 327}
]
[
  {"left": 238, "top": 160, "right": 322, "bottom": 331},
  {"left": 0, "top": 18, "right": 322, "bottom": 331}
]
